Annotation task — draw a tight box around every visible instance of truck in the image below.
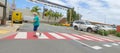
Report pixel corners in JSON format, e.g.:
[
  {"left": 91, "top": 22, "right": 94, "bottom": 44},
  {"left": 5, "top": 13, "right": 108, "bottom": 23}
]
[{"left": 12, "top": 11, "right": 23, "bottom": 23}]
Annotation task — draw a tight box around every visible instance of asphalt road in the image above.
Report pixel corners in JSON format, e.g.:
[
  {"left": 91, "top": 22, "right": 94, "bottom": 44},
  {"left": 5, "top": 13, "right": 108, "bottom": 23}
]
[{"left": 0, "top": 23, "right": 120, "bottom": 53}]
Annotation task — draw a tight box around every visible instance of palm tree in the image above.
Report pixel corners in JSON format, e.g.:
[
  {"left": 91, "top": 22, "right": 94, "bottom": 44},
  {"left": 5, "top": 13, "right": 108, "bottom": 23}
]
[
  {"left": 31, "top": 6, "right": 41, "bottom": 15},
  {"left": 54, "top": 12, "right": 63, "bottom": 23},
  {"left": 44, "top": 10, "right": 53, "bottom": 23}
]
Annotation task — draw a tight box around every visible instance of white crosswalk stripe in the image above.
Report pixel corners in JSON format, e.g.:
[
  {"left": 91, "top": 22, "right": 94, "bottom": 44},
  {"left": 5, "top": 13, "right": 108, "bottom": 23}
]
[
  {"left": 15, "top": 32, "right": 27, "bottom": 39},
  {"left": 38, "top": 33, "right": 49, "bottom": 39},
  {"left": 49, "top": 33, "right": 66, "bottom": 39},
  {"left": 82, "top": 35, "right": 104, "bottom": 41},
  {"left": 72, "top": 34, "right": 93, "bottom": 40},
  {"left": 60, "top": 33, "right": 79, "bottom": 40}
]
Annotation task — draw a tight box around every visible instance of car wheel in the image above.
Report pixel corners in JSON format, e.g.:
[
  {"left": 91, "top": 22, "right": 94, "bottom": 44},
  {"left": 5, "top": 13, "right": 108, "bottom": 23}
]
[
  {"left": 74, "top": 26, "right": 78, "bottom": 30},
  {"left": 19, "top": 21, "right": 23, "bottom": 24},
  {"left": 87, "top": 28, "right": 92, "bottom": 32}
]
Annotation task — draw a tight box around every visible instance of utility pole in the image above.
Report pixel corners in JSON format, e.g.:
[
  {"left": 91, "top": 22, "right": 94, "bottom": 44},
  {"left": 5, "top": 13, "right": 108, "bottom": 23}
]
[
  {"left": 69, "top": 9, "right": 72, "bottom": 23},
  {"left": 1, "top": 0, "right": 7, "bottom": 25},
  {"left": 42, "top": 5, "right": 45, "bottom": 19},
  {"left": 11, "top": 0, "right": 16, "bottom": 27}
]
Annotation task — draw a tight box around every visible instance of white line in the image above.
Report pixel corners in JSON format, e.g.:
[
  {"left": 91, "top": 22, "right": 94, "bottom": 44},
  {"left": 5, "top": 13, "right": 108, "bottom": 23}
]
[
  {"left": 111, "top": 43, "right": 119, "bottom": 46},
  {"left": 15, "top": 32, "right": 27, "bottom": 39},
  {"left": 74, "top": 40, "right": 102, "bottom": 50},
  {"left": 61, "top": 33, "right": 79, "bottom": 40},
  {"left": 118, "top": 42, "right": 120, "bottom": 44},
  {"left": 82, "top": 35, "right": 104, "bottom": 41},
  {"left": 72, "top": 34, "right": 92, "bottom": 40},
  {"left": 92, "top": 46, "right": 103, "bottom": 50},
  {"left": 98, "top": 37, "right": 114, "bottom": 42},
  {"left": 38, "top": 33, "right": 49, "bottom": 39},
  {"left": 103, "top": 44, "right": 112, "bottom": 47},
  {"left": 49, "top": 33, "right": 65, "bottom": 39}
]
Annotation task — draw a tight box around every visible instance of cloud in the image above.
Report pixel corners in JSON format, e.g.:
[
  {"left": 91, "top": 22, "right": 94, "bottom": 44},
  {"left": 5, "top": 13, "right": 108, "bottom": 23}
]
[
  {"left": 63, "top": 0, "right": 120, "bottom": 25},
  {"left": 46, "top": 0, "right": 120, "bottom": 25}
]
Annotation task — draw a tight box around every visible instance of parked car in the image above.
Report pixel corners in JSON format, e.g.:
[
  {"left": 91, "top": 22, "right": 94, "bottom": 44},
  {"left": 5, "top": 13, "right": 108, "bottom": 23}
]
[
  {"left": 95, "top": 25, "right": 116, "bottom": 31},
  {"left": 72, "top": 20, "right": 96, "bottom": 32},
  {"left": 111, "top": 25, "right": 117, "bottom": 30}
]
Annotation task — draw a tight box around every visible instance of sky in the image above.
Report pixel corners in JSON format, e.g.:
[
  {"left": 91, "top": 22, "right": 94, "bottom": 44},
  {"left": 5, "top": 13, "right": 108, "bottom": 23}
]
[{"left": 7, "top": 0, "right": 120, "bottom": 25}]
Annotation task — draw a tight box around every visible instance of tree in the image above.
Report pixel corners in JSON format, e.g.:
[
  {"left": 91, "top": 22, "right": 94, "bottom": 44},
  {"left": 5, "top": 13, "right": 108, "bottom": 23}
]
[
  {"left": 31, "top": 6, "right": 41, "bottom": 15},
  {"left": 44, "top": 10, "right": 53, "bottom": 23},
  {"left": 67, "top": 9, "right": 70, "bottom": 23},
  {"left": 53, "top": 12, "right": 63, "bottom": 23},
  {"left": 67, "top": 8, "right": 82, "bottom": 23},
  {"left": 44, "top": 9, "right": 63, "bottom": 23}
]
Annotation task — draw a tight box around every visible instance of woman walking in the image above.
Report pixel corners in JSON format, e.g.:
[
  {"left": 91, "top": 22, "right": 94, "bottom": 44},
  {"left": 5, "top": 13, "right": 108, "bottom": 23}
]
[{"left": 33, "top": 12, "right": 41, "bottom": 37}]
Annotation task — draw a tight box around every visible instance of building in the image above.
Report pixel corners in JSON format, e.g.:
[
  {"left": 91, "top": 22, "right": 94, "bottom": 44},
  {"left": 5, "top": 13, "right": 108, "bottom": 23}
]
[{"left": 0, "top": 0, "right": 10, "bottom": 20}]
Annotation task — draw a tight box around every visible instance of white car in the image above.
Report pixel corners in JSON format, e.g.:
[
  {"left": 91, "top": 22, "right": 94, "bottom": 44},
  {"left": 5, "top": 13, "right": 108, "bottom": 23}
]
[
  {"left": 96, "top": 25, "right": 116, "bottom": 31},
  {"left": 73, "top": 20, "right": 96, "bottom": 32}
]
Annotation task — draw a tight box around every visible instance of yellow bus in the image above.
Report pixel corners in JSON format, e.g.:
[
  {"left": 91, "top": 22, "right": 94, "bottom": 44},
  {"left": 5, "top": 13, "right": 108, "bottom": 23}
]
[{"left": 12, "top": 11, "right": 23, "bottom": 23}]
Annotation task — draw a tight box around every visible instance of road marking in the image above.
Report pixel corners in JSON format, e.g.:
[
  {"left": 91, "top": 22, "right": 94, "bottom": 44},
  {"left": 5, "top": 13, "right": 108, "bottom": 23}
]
[
  {"left": 103, "top": 44, "right": 112, "bottom": 47},
  {"left": 82, "top": 35, "right": 104, "bottom": 41},
  {"left": 97, "top": 37, "right": 114, "bottom": 42},
  {"left": 92, "top": 46, "right": 103, "bottom": 50},
  {"left": 61, "top": 33, "right": 79, "bottom": 40},
  {"left": 49, "top": 33, "right": 65, "bottom": 39},
  {"left": 74, "top": 40, "right": 102, "bottom": 50},
  {"left": 72, "top": 34, "right": 92, "bottom": 40},
  {"left": 15, "top": 32, "right": 27, "bottom": 39},
  {"left": 38, "top": 33, "right": 49, "bottom": 39},
  {"left": 118, "top": 42, "right": 120, "bottom": 44},
  {"left": 0, "top": 30, "right": 10, "bottom": 34},
  {"left": 111, "top": 43, "right": 119, "bottom": 46}
]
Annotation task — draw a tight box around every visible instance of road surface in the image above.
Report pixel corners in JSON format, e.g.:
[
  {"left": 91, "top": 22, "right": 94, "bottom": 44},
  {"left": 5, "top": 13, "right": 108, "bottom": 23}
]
[{"left": 0, "top": 23, "right": 120, "bottom": 53}]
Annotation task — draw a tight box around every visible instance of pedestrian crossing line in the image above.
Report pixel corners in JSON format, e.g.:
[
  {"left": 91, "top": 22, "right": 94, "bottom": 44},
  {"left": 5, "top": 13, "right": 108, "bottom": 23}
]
[
  {"left": 43, "top": 32, "right": 57, "bottom": 40},
  {"left": 69, "top": 34, "right": 85, "bottom": 40},
  {"left": 82, "top": 35, "right": 105, "bottom": 41},
  {"left": 15, "top": 32, "right": 27, "bottom": 39},
  {"left": 38, "top": 33, "right": 49, "bottom": 39},
  {"left": 56, "top": 33, "right": 71, "bottom": 40},
  {"left": 27, "top": 32, "right": 38, "bottom": 40},
  {"left": 71, "top": 34, "right": 93, "bottom": 40},
  {"left": 49, "top": 33, "right": 66, "bottom": 39},
  {"left": 1, "top": 32, "right": 120, "bottom": 42},
  {"left": 84, "top": 35, "right": 115, "bottom": 42},
  {"left": 97, "top": 37, "right": 114, "bottom": 42},
  {"left": 60, "top": 33, "right": 80, "bottom": 40}
]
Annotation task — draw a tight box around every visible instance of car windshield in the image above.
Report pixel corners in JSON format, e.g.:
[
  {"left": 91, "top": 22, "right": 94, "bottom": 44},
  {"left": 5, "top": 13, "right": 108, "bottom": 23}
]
[
  {"left": 103, "top": 25, "right": 112, "bottom": 28},
  {"left": 85, "top": 21, "right": 92, "bottom": 25}
]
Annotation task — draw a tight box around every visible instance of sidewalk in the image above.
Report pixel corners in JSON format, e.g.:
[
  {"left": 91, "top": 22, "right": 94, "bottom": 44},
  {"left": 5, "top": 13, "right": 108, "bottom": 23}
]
[{"left": 0, "top": 21, "right": 23, "bottom": 37}]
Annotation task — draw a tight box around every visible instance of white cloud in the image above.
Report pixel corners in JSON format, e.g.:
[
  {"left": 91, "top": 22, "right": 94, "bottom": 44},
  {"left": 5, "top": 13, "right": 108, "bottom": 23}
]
[
  {"left": 46, "top": 0, "right": 120, "bottom": 25},
  {"left": 64, "top": 0, "right": 120, "bottom": 25}
]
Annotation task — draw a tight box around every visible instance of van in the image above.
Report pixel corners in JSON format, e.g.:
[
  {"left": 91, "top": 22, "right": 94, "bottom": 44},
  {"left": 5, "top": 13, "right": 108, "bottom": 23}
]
[{"left": 12, "top": 11, "right": 23, "bottom": 23}]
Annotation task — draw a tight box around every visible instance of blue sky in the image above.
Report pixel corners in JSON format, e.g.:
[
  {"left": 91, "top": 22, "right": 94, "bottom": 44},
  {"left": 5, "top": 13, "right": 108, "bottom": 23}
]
[
  {"left": 8, "top": 0, "right": 42, "bottom": 9},
  {"left": 7, "top": 0, "right": 120, "bottom": 25}
]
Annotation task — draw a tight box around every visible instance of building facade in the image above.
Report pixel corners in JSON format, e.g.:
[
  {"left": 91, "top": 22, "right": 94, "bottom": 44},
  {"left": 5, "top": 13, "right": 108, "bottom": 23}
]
[{"left": 0, "top": 0, "right": 10, "bottom": 20}]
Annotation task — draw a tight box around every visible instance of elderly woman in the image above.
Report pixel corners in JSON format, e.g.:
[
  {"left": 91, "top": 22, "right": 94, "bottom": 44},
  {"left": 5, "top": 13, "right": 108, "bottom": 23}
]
[{"left": 32, "top": 12, "right": 41, "bottom": 37}]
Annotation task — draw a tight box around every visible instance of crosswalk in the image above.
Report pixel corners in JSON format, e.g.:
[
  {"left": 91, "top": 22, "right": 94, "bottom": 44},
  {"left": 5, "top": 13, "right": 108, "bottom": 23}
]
[{"left": 1, "top": 32, "right": 120, "bottom": 42}]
